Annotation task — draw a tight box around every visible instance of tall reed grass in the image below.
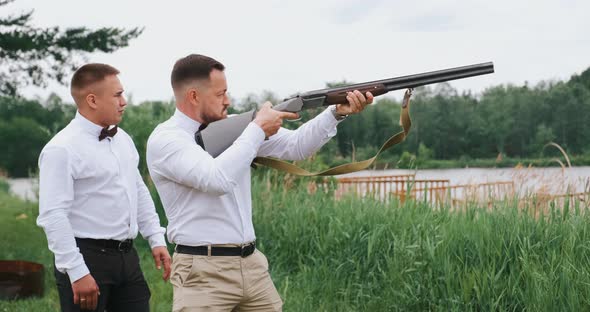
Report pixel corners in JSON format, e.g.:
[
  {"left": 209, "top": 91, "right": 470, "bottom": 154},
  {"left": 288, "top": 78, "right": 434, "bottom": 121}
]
[
  {"left": 2, "top": 174, "right": 590, "bottom": 311},
  {"left": 252, "top": 173, "right": 590, "bottom": 311}
]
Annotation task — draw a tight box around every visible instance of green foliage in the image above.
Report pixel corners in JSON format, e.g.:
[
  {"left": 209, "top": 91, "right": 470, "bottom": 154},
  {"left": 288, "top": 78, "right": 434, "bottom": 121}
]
[
  {"left": 0, "top": 176, "right": 9, "bottom": 193},
  {"left": 331, "top": 73, "right": 590, "bottom": 165},
  {"left": 533, "top": 124, "right": 556, "bottom": 156},
  {"left": 0, "top": 0, "right": 143, "bottom": 96},
  {"left": 0, "top": 117, "right": 51, "bottom": 177},
  {"left": 118, "top": 100, "right": 175, "bottom": 176},
  {"left": 0, "top": 95, "right": 74, "bottom": 177},
  {"left": 417, "top": 142, "right": 434, "bottom": 161},
  {"left": 398, "top": 150, "right": 416, "bottom": 169}
]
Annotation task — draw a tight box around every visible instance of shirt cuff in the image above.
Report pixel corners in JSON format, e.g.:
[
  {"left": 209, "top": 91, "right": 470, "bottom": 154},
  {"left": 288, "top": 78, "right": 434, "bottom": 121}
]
[
  {"left": 318, "top": 106, "right": 341, "bottom": 136},
  {"left": 325, "top": 105, "right": 344, "bottom": 124},
  {"left": 147, "top": 233, "right": 167, "bottom": 249},
  {"left": 67, "top": 263, "right": 90, "bottom": 284}
]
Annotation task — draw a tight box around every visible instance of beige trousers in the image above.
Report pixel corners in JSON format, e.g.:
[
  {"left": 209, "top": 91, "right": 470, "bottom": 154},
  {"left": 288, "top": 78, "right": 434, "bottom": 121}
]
[{"left": 170, "top": 249, "right": 282, "bottom": 312}]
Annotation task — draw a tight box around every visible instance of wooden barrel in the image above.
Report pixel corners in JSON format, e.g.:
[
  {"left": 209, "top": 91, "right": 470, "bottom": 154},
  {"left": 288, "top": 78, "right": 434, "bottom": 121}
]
[{"left": 0, "top": 260, "right": 44, "bottom": 300}]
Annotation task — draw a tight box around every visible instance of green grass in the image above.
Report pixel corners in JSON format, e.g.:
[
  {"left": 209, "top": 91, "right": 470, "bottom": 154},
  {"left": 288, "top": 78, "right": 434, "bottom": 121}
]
[
  {"left": 2, "top": 176, "right": 590, "bottom": 311},
  {"left": 0, "top": 190, "right": 171, "bottom": 312},
  {"left": 0, "top": 192, "right": 59, "bottom": 312}
]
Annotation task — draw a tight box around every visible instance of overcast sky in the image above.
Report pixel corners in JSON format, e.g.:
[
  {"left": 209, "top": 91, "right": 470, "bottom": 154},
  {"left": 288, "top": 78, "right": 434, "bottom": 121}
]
[{"left": 5, "top": 0, "right": 590, "bottom": 104}]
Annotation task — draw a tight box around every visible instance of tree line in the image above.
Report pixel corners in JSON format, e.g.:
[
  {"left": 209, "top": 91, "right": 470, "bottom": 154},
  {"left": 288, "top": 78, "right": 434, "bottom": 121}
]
[{"left": 1, "top": 66, "right": 589, "bottom": 178}]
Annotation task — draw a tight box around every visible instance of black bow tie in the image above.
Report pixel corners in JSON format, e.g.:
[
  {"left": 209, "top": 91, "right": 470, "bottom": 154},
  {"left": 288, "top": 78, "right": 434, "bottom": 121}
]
[{"left": 99, "top": 126, "right": 118, "bottom": 141}]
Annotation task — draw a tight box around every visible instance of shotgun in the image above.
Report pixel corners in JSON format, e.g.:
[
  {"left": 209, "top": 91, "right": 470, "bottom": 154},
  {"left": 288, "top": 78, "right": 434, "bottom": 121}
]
[{"left": 196, "top": 62, "right": 494, "bottom": 157}]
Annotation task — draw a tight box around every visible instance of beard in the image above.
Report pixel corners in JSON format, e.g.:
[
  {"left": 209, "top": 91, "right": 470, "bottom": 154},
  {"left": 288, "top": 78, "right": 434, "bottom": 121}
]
[{"left": 201, "top": 106, "right": 228, "bottom": 125}]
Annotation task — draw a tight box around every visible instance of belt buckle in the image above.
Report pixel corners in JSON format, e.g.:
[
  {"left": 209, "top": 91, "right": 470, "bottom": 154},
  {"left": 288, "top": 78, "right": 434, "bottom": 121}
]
[
  {"left": 240, "top": 242, "right": 255, "bottom": 258},
  {"left": 117, "top": 240, "right": 130, "bottom": 252}
]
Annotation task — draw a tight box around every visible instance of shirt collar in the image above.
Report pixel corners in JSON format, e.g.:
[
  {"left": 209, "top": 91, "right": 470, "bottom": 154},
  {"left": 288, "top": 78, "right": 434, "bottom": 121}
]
[
  {"left": 73, "top": 111, "right": 105, "bottom": 137},
  {"left": 172, "top": 109, "right": 202, "bottom": 134}
]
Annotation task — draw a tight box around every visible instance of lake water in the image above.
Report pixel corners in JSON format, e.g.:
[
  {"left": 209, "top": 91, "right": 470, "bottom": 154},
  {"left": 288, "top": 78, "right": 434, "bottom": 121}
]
[
  {"left": 339, "top": 166, "right": 590, "bottom": 196},
  {"left": 6, "top": 178, "right": 37, "bottom": 201},
  {"left": 6, "top": 166, "right": 590, "bottom": 201}
]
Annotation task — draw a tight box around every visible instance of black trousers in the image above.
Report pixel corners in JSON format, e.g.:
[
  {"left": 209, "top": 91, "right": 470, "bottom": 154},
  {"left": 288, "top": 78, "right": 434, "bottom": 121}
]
[{"left": 54, "top": 239, "right": 151, "bottom": 312}]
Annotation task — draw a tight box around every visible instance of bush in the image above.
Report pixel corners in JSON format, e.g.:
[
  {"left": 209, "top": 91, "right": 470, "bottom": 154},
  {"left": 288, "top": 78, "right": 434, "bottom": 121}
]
[{"left": 0, "top": 177, "right": 9, "bottom": 193}]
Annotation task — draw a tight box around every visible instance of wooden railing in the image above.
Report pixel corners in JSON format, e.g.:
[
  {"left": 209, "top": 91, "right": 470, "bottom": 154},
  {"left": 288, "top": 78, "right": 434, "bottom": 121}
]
[
  {"left": 334, "top": 176, "right": 514, "bottom": 206},
  {"left": 519, "top": 192, "right": 590, "bottom": 217},
  {"left": 404, "top": 181, "right": 515, "bottom": 206},
  {"left": 334, "top": 175, "right": 450, "bottom": 201},
  {"left": 331, "top": 175, "right": 588, "bottom": 216}
]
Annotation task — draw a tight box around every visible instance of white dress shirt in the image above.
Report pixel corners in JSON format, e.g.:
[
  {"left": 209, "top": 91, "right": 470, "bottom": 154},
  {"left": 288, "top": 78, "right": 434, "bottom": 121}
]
[
  {"left": 147, "top": 107, "right": 341, "bottom": 247},
  {"left": 37, "top": 111, "right": 166, "bottom": 283}
]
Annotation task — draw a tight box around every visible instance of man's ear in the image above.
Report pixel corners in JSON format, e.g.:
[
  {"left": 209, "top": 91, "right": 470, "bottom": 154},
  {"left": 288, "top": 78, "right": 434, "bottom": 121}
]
[
  {"left": 86, "top": 93, "right": 98, "bottom": 110},
  {"left": 187, "top": 88, "right": 200, "bottom": 106}
]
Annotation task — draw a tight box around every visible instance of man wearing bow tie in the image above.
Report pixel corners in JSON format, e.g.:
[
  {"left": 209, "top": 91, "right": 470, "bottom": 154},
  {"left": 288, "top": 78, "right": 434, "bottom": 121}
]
[{"left": 37, "top": 63, "right": 171, "bottom": 311}]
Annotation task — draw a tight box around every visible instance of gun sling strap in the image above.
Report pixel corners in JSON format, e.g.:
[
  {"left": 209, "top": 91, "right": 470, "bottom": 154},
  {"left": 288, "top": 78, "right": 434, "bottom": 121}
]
[{"left": 251, "top": 88, "right": 413, "bottom": 176}]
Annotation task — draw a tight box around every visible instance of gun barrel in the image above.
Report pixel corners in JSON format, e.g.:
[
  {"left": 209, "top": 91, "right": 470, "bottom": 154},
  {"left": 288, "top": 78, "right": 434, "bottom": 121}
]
[
  {"left": 198, "top": 62, "right": 495, "bottom": 158},
  {"left": 301, "top": 62, "right": 494, "bottom": 98}
]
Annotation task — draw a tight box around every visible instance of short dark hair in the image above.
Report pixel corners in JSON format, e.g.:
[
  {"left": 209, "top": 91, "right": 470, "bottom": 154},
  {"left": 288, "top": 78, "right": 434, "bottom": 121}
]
[
  {"left": 71, "top": 63, "right": 120, "bottom": 91},
  {"left": 171, "top": 54, "right": 225, "bottom": 91}
]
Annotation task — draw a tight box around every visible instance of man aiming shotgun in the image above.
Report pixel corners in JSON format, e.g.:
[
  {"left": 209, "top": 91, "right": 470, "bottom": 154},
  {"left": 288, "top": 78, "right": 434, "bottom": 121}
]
[
  {"left": 146, "top": 54, "right": 494, "bottom": 311},
  {"left": 146, "top": 54, "right": 374, "bottom": 311}
]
